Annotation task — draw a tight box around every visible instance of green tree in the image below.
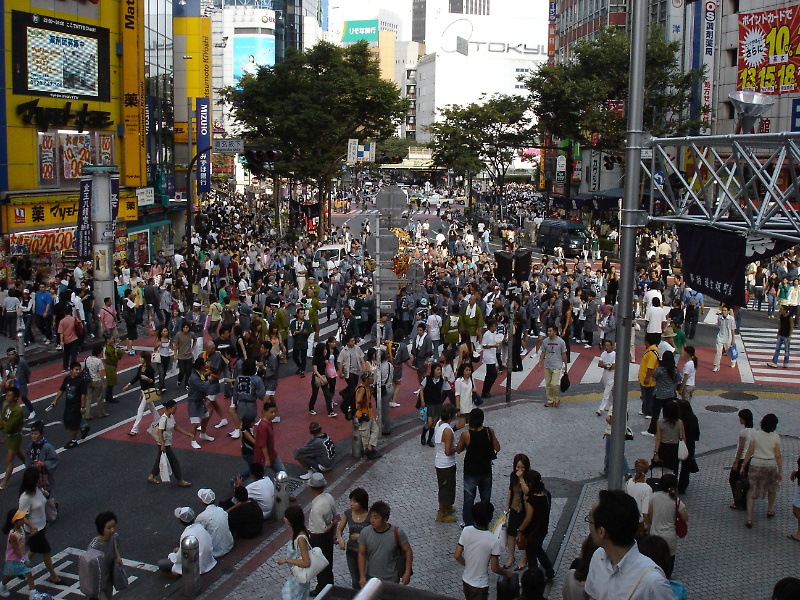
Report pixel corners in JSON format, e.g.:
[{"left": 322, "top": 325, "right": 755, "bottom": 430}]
[
  {"left": 219, "top": 41, "right": 407, "bottom": 236},
  {"left": 426, "top": 94, "right": 535, "bottom": 194},
  {"left": 524, "top": 26, "right": 708, "bottom": 150}
]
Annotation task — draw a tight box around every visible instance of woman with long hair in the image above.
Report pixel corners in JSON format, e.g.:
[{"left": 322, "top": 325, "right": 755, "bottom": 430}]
[
  {"left": 676, "top": 399, "right": 700, "bottom": 494},
  {"left": 646, "top": 473, "right": 688, "bottom": 578},
  {"left": 124, "top": 351, "right": 160, "bottom": 436},
  {"left": 277, "top": 504, "right": 311, "bottom": 600},
  {"left": 653, "top": 400, "right": 685, "bottom": 475},
  {"left": 740, "top": 413, "right": 782, "bottom": 528},
  {"left": 646, "top": 351, "right": 681, "bottom": 436},
  {"left": 677, "top": 345, "right": 697, "bottom": 402},
  {"left": 503, "top": 453, "right": 531, "bottom": 570},
  {"left": 336, "top": 488, "right": 369, "bottom": 590},
  {"left": 153, "top": 325, "right": 173, "bottom": 392},
  {"left": 562, "top": 535, "right": 598, "bottom": 600},
  {"left": 454, "top": 363, "right": 477, "bottom": 431},
  {"left": 456, "top": 330, "right": 475, "bottom": 373},
  {"left": 309, "top": 341, "right": 336, "bottom": 417},
  {"left": 18, "top": 466, "right": 60, "bottom": 583},
  {"left": 517, "top": 470, "right": 555, "bottom": 581},
  {"left": 729, "top": 408, "right": 754, "bottom": 510}
]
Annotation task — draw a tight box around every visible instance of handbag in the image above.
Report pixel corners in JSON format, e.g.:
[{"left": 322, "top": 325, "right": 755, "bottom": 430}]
[
  {"left": 678, "top": 439, "right": 689, "bottom": 461},
  {"left": 158, "top": 452, "right": 172, "bottom": 483},
  {"left": 419, "top": 406, "right": 428, "bottom": 422},
  {"left": 393, "top": 526, "right": 413, "bottom": 580},
  {"left": 730, "top": 343, "right": 739, "bottom": 361},
  {"left": 291, "top": 536, "right": 329, "bottom": 584},
  {"left": 112, "top": 562, "right": 129, "bottom": 591},
  {"left": 144, "top": 388, "right": 161, "bottom": 403},
  {"left": 516, "top": 532, "right": 528, "bottom": 550},
  {"left": 152, "top": 351, "right": 162, "bottom": 364},
  {"left": 45, "top": 497, "right": 58, "bottom": 523},
  {"left": 625, "top": 427, "right": 634, "bottom": 441},
  {"left": 313, "top": 372, "right": 328, "bottom": 388},
  {"left": 675, "top": 498, "right": 688, "bottom": 538},
  {"left": 560, "top": 372, "right": 571, "bottom": 393},
  {"left": 147, "top": 420, "right": 162, "bottom": 443}
]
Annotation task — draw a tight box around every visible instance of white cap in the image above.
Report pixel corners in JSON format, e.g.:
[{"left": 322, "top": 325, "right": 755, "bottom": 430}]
[
  {"left": 197, "top": 489, "right": 215, "bottom": 504},
  {"left": 174, "top": 507, "right": 195, "bottom": 523}
]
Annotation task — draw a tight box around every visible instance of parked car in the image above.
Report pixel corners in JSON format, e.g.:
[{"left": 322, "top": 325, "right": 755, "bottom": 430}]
[
  {"left": 312, "top": 244, "right": 347, "bottom": 269},
  {"left": 536, "top": 218, "right": 588, "bottom": 257}
]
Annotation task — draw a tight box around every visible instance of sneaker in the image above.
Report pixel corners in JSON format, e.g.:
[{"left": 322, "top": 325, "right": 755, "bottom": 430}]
[
  {"left": 44, "top": 339, "right": 51, "bottom": 345},
  {"left": 308, "top": 410, "right": 317, "bottom": 415},
  {"left": 638, "top": 410, "right": 644, "bottom": 415},
  {"left": 199, "top": 433, "right": 215, "bottom": 442},
  {"left": 55, "top": 345, "right": 63, "bottom": 351},
  {"left": 767, "top": 362, "right": 778, "bottom": 368},
  {"left": 0, "top": 583, "right": 10, "bottom": 598},
  {"left": 214, "top": 419, "right": 229, "bottom": 429},
  {"left": 328, "top": 412, "right": 338, "bottom": 418},
  {"left": 641, "top": 431, "right": 655, "bottom": 437},
  {"left": 128, "top": 350, "right": 136, "bottom": 356},
  {"left": 712, "top": 366, "right": 720, "bottom": 372},
  {"left": 299, "top": 470, "right": 314, "bottom": 481},
  {"left": 66, "top": 440, "right": 78, "bottom": 449},
  {"left": 435, "top": 512, "right": 457, "bottom": 523},
  {"left": 584, "top": 344, "right": 592, "bottom": 348},
  {"left": 191, "top": 440, "right": 202, "bottom": 449},
  {"left": 389, "top": 402, "right": 400, "bottom": 408},
  {"left": 27, "top": 411, "right": 36, "bottom": 421},
  {"left": 228, "top": 429, "right": 241, "bottom": 439},
  {"left": 271, "top": 416, "right": 281, "bottom": 423}
]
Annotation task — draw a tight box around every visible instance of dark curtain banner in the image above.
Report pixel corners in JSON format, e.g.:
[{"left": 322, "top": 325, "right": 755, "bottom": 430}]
[{"left": 676, "top": 225, "right": 793, "bottom": 306}]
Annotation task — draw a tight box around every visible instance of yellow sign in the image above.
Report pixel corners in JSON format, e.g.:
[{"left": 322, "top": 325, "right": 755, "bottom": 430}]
[
  {"left": 121, "top": 0, "right": 147, "bottom": 186},
  {"left": 174, "top": 122, "right": 189, "bottom": 144},
  {"left": 175, "top": 17, "right": 212, "bottom": 100},
  {"left": 3, "top": 197, "right": 138, "bottom": 231}
]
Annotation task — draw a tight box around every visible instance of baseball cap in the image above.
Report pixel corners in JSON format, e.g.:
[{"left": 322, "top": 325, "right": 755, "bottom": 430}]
[
  {"left": 197, "top": 489, "right": 216, "bottom": 504},
  {"left": 174, "top": 507, "right": 196, "bottom": 523}
]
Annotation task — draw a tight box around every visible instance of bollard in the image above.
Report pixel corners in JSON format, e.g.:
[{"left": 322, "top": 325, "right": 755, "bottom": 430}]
[
  {"left": 352, "top": 421, "right": 362, "bottom": 459},
  {"left": 273, "top": 470, "right": 290, "bottom": 521},
  {"left": 181, "top": 535, "right": 200, "bottom": 597}
]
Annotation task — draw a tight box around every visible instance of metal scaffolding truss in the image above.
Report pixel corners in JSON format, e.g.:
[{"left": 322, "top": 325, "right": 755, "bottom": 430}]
[{"left": 642, "top": 132, "right": 800, "bottom": 243}]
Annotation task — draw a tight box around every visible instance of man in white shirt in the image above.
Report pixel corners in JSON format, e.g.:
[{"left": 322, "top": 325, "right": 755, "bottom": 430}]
[
  {"left": 195, "top": 488, "right": 233, "bottom": 558},
  {"left": 643, "top": 297, "right": 667, "bottom": 339},
  {"left": 642, "top": 284, "right": 662, "bottom": 312},
  {"left": 240, "top": 462, "right": 274, "bottom": 519},
  {"left": 585, "top": 490, "right": 674, "bottom": 600},
  {"left": 597, "top": 339, "right": 615, "bottom": 414},
  {"left": 426, "top": 306, "right": 443, "bottom": 359},
  {"left": 480, "top": 320, "right": 500, "bottom": 399},
  {"left": 159, "top": 507, "right": 217, "bottom": 576},
  {"left": 713, "top": 304, "right": 737, "bottom": 372},
  {"left": 308, "top": 473, "right": 338, "bottom": 595},
  {"left": 454, "top": 501, "right": 512, "bottom": 598}
]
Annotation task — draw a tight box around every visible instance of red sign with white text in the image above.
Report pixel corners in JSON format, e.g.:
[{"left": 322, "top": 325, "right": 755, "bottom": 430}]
[{"left": 738, "top": 6, "right": 800, "bottom": 94}]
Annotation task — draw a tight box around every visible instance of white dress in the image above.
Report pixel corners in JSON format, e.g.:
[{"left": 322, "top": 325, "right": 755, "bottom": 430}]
[{"left": 455, "top": 377, "right": 475, "bottom": 415}]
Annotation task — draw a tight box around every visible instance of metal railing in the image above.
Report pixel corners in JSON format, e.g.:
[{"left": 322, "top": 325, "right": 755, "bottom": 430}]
[{"left": 314, "top": 579, "right": 459, "bottom": 600}]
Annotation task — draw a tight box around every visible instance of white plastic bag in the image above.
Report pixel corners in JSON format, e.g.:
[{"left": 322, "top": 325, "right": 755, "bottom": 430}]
[{"left": 159, "top": 452, "right": 172, "bottom": 483}]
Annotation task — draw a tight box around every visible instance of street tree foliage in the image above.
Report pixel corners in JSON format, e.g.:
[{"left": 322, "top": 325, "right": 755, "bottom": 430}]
[
  {"left": 219, "top": 41, "right": 407, "bottom": 234},
  {"left": 524, "top": 27, "right": 709, "bottom": 150},
  {"left": 426, "top": 94, "right": 536, "bottom": 186}
]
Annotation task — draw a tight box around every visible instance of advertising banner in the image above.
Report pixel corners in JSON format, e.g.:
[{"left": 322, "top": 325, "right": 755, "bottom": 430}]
[
  {"left": 700, "top": 1, "right": 716, "bottom": 135},
  {"left": 341, "top": 20, "right": 379, "bottom": 43},
  {"left": 38, "top": 133, "right": 56, "bottom": 183},
  {"left": 738, "top": 5, "right": 800, "bottom": 94},
  {"left": 60, "top": 133, "right": 93, "bottom": 180},
  {"left": 111, "top": 174, "right": 120, "bottom": 223},
  {"left": 121, "top": 0, "right": 147, "bottom": 185},
  {"left": 196, "top": 98, "right": 211, "bottom": 193},
  {"left": 9, "top": 229, "right": 76, "bottom": 256},
  {"left": 76, "top": 176, "right": 93, "bottom": 260},
  {"left": 232, "top": 35, "right": 276, "bottom": 81}
]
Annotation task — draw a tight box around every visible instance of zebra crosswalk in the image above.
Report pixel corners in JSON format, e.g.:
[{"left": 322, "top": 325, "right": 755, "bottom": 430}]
[{"left": 737, "top": 327, "right": 796, "bottom": 384}]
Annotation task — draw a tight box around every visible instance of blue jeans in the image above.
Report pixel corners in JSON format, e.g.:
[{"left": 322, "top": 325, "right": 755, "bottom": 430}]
[
  {"left": 640, "top": 385, "right": 655, "bottom": 417},
  {"left": 463, "top": 473, "right": 492, "bottom": 526},
  {"left": 767, "top": 292, "right": 777, "bottom": 317},
  {"left": 772, "top": 335, "right": 790, "bottom": 365}
]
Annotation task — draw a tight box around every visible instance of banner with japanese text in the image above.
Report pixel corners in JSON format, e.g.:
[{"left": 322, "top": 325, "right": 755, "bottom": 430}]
[
  {"left": 195, "top": 97, "right": 211, "bottom": 193},
  {"left": 738, "top": 5, "right": 800, "bottom": 94},
  {"left": 76, "top": 176, "right": 93, "bottom": 260}
]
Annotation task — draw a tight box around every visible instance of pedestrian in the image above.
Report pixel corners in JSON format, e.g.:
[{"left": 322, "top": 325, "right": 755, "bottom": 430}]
[
  {"left": 712, "top": 305, "right": 736, "bottom": 372},
  {"left": 601, "top": 409, "right": 630, "bottom": 478},
  {"left": 84, "top": 345, "right": 108, "bottom": 419},
  {"left": 1, "top": 507, "right": 37, "bottom": 598},
  {"left": 337, "top": 334, "right": 365, "bottom": 397},
  {"left": 294, "top": 422, "right": 335, "bottom": 480},
  {"left": 337, "top": 488, "right": 369, "bottom": 590},
  {"left": 502, "top": 453, "right": 531, "bottom": 570},
  {"left": 307, "top": 473, "right": 337, "bottom": 595},
  {"left": 454, "top": 500, "right": 513, "bottom": 600},
  {"left": 596, "top": 339, "right": 615, "bottom": 415},
  {"left": 148, "top": 399, "right": 192, "bottom": 487},
  {"left": 740, "top": 413, "right": 782, "bottom": 529},
  {"left": 677, "top": 399, "right": 700, "bottom": 494},
  {"left": 516, "top": 470, "right": 555, "bottom": 581},
  {"left": 308, "top": 342, "right": 336, "bottom": 418},
  {"left": 419, "top": 363, "right": 446, "bottom": 447},
  {"left": 157, "top": 507, "right": 216, "bottom": 577},
  {"left": 152, "top": 325, "right": 173, "bottom": 391},
  {"left": 388, "top": 329, "right": 411, "bottom": 409},
  {"left": 121, "top": 290, "right": 138, "bottom": 356},
  {"left": 789, "top": 455, "right": 800, "bottom": 542},
  {"left": 57, "top": 306, "right": 81, "bottom": 370},
  {"left": 228, "top": 358, "right": 265, "bottom": 440},
  {"left": 767, "top": 304, "right": 792, "bottom": 368},
  {"left": 124, "top": 352, "right": 160, "bottom": 437},
  {"left": 357, "top": 501, "right": 413, "bottom": 586},
  {"left": 638, "top": 333, "right": 660, "bottom": 419},
  {"left": 25, "top": 420, "right": 58, "bottom": 495},
  {"left": 456, "top": 408, "right": 501, "bottom": 527},
  {"left": 644, "top": 351, "right": 681, "bottom": 437},
  {"left": 173, "top": 321, "right": 197, "bottom": 389},
  {"left": 0, "top": 387, "right": 25, "bottom": 490},
  {"left": 433, "top": 404, "right": 458, "bottom": 523},
  {"left": 34, "top": 282, "right": 53, "bottom": 345},
  {"left": 354, "top": 371, "right": 380, "bottom": 459},
  {"left": 411, "top": 322, "right": 433, "bottom": 390},
  {"left": 276, "top": 504, "right": 311, "bottom": 600},
  {"left": 645, "top": 473, "right": 688, "bottom": 578},
  {"left": 290, "top": 307, "right": 313, "bottom": 377},
  {"left": 677, "top": 345, "right": 696, "bottom": 402},
  {"left": 536, "top": 325, "right": 568, "bottom": 408},
  {"left": 87, "top": 511, "right": 123, "bottom": 600},
  {"left": 48, "top": 361, "right": 88, "bottom": 449},
  {"left": 253, "top": 401, "right": 286, "bottom": 477},
  {"left": 196, "top": 489, "right": 233, "bottom": 559},
  {"left": 625, "top": 459, "right": 654, "bottom": 538},
  {"left": 729, "top": 408, "right": 754, "bottom": 510},
  {"left": 17, "top": 467, "right": 60, "bottom": 583},
  {"left": 3, "top": 348, "right": 34, "bottom": 419},
  {"left": 561, "top": 536, "right": 598, "bottom": 600},
  {"left": 479, "top": 320, "right": 500, "bottom": 398},
  {"left": 653, "top": 400, "right": 684, "bottom": 476},
  {"left": 454, "top": 363, "right": 477, "bottom": 431},
  {"left": 103, "top": 334, "right": 124, "bottom": 406},
  {"left": 682, "top": 287, "right": 703, "bottom": 340}
]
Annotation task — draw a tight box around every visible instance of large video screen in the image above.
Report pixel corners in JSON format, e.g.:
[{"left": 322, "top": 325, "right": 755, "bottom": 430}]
[{"left": 12, "top": 11, "right": 110, "bottom": 102}]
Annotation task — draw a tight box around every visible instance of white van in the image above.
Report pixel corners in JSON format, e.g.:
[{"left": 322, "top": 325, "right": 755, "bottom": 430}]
[{"left": 312, "top": 244, "right": 347, "bottom": 269}]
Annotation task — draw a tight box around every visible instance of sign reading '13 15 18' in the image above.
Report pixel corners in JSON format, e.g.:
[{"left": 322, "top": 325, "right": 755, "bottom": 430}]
[{"left": 739, "top": 6, "right": 800, "bottom": 94}]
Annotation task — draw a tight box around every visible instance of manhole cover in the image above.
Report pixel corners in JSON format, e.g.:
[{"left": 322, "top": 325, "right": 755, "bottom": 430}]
[
  {"left": 706, "top": 404, "right": 739, "bottom": 413},
  {"left": 720, "top": 391, "right": 758, "bottom": 401}
]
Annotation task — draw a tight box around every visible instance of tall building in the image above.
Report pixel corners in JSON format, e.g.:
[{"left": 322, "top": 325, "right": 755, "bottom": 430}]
[
  {"left": 412, "top": 0, "right": 427, "bottom": 42},
  {"left": 395, "top": 41, "right": 426, "bottom": 139},
  {"left": 415, "top": 0, "right": 548, "bottom": 142},
  {"left": 331, "top": 12, "right": 403, "bottom": 80}
]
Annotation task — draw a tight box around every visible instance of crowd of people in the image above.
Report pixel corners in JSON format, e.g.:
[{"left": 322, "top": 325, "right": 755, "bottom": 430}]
[{"left": 0, "top": 183, "right": 797, "bottom": 599}]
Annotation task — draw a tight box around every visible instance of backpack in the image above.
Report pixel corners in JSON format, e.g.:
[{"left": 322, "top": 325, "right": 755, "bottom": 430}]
[
  {"left": 222, "top": 305, "right": 237, "bottom": 327},
  {"left": 688, "top": 292, "right": 698, "bottom": 307},
  {"left": 80, "top": 358, "right": 92, "bottom": 385},
  {"left": 78, "top": 548, "right": 104, "bottom": 598},
  {"left": 74, "top": 317, "right": 84, "bottom": 338}
]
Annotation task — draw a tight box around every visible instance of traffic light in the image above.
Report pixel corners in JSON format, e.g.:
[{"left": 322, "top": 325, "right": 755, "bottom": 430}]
[
  {"left": 243, "top": 149, "right": 283, "bottom": 176},
  {"left": 376, "top": 154, "right": 403, "bottom": 164}
]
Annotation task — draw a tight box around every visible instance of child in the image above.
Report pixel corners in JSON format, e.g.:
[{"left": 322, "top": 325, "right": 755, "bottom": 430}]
[
  {"left": 1, "top": 508, "right": 36, "bottom": 598},
  {"left": 790, "top": 456, "right": 800, "bottom": 542}
]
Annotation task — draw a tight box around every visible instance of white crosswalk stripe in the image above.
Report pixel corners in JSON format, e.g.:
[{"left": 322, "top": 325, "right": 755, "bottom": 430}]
[{"left": 738, "top": 326, "right": 796, "bottom": 384}]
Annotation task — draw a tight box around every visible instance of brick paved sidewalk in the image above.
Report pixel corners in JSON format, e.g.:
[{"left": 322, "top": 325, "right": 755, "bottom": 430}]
[{"left": 202, "top": 389, "right": 800, "bottom": 600}]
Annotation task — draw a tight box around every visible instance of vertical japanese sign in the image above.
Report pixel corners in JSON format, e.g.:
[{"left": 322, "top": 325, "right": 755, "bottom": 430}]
[
  {"left": 347, "top": 138, "right": 359, "bottom": 165},
  {"left": 111, "top": 174, "right": 120, "bottom": 223},
  {"left": 548, "top": 1, "right": 557, "bottom": 22},
  {"left": 738, "top": 6, "right": 800, "bottom": 94},
  {"left": 700, "top": 1, "right": 716, "bottom": 135},
  {"left": 121, "top": 0, "right": 147, "bottom": 185},
  {"left": 76, "top": 176, "right": 93, "bottom": 260},
  {"left": 196, "top": 97, "right": 211, "bottom": 193},
  {"left": 547, "top": 23, "right": 556, "bottom": 66}
]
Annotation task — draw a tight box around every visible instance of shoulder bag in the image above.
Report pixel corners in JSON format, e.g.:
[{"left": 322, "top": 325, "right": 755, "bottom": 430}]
[
  {"left": 112, "top": 537, "right": 129, "bottom": 591},
  {"left": 675, "top": 498, "right": 688, "bottom": 538},
  {"left": 394, "top": 526, "right": 413, "bottom": 580},
  {"left": 290, "top": 535, "right": 329, "bottom": 584}
]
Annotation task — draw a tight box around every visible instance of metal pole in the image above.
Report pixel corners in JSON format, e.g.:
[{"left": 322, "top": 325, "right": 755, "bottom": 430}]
[
  {"left": 375, "top": 216, "right": 382, "bottom": 437},
  {"left": 185, "top": 97, "right": 194, "bottom": 249},
  {"left": 86, "top": 166, "right": 117, "bottom": 340},
  {"left": 608, "top": 0, "right": 647, "bottom": 491},
  {"left": 181, "top": 535, "right": 200, "bottom": 596},
  {"left": 505, "top": 315, "right": 512, "bottom": 403}
]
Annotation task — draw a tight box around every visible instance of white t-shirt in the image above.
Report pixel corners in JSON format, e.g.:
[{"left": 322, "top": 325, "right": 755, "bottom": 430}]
[
  {"left": 644, "top": 305, "right": 667, "bottom": 334},
  {"left": 624, "top": 479, "right": 653, "bottom": 523},
  {"left": 434, "top": 421, "right": 456, "bottom": 469},
  {"left": 246, "top": 477, "right": 275, "bottom": 519},
  {"left": 481, "top": 330, "right": 497, "bottom": 365},
  {"left": 682, "top": 359, "right": 696, "bottom": 387},
  {"left": 457, "top": 526, "right": 503, "bottom": 589},
  {"left": 599, "top": 350, "right": 616, "bottom": 381},
  {"left": 427, "top": 314, "right": 442, "bottom": 341}
]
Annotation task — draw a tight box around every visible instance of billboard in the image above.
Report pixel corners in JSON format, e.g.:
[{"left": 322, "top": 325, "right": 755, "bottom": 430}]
[
  {"left": 738, "top": 5, "right": 800, "bottom": 95},
  {"left": 11, "top": 11, "right": 111, "bottom": 101},
  {"left": 232, "top": 35, "right": 276, "bottom": 81},
  {"left": 341, "top": 20, "right": 380, "bottom": 43},
  {"left": 121, "top": 0, "right": 146, "bottom": 186}
]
